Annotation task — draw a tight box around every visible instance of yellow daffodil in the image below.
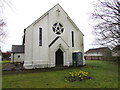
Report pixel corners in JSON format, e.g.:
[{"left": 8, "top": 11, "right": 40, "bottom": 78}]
[
  {"left": 71, "top": 74, "right": 73, "bottom": 76},
  {"left": 79, "top": 75, "right": 81, "bottom": 77}
]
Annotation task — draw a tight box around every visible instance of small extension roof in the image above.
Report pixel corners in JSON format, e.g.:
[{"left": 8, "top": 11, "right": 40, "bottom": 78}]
[{"left": 12, "top": 45, "right": 24, "bottom": 53}]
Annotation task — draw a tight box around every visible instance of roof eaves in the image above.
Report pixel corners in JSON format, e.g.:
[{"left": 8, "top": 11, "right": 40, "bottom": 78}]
[
  {"left": 33, "top": 12, "right": 49, "bottom": 25},
  {"left": 57, "top": 4, "right": 84, "bottom": 36},
  {"left": 25, "top": 3, "right": 60, "bottom": 30},
  {"left": 67, "top": 16, "right": 84, "bottom": 36},
  {"left": 85, "top": 47, "right": 110, "bottom": 53}
]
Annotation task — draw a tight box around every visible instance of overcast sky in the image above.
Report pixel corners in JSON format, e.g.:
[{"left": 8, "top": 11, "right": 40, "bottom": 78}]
[{"left": 1, "top": 0, "right": 97, "bottom": 52}]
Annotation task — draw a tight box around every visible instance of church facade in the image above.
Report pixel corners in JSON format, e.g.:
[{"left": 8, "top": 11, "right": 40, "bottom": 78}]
[{"left": 11, "top": 4, "right": 85, "bottom": 69}]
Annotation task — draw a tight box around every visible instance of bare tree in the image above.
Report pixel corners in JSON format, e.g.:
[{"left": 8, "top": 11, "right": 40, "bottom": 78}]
[
  {"left": 0, "top": 0, "right": 6, "bottom": 43},
  {"left": 0, "top": 18, "right": 6, "bottom": 40},
  {"left": 0, "top": 0, "right": 12, "bottom": 43},
  {"left": 91, "top": 0, "right": 120, "bottom": 48}
]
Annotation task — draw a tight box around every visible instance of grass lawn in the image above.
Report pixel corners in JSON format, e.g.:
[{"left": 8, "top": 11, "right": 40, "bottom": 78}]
[{"left": 2, "top": 60, "right": 118, "bottom": 88}]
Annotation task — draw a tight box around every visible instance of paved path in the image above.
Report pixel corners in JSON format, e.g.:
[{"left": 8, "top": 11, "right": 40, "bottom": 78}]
[{"left": 2, "top": 66, "right": 83, "bottom": 75}]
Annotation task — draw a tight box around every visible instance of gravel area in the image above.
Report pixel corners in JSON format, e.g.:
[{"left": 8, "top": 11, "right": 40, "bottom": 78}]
[{"left": 2, "top": 65, "right": 83, "bottom": 75}]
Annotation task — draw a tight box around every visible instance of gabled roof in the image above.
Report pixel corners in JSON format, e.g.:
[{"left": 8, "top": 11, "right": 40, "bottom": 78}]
[
  {"left": 25, "top": 4, "right": 59, "bottom": 30},
  {"left": 12, "top": 45, "right": 24, "bottom": 53},
  {"left": 49, "top": 36, "right": 60, "bottom": 47},
  {"left": 85, "top": 47, "right": 111, "bottom": 54},
  {"left": 48, "top": 36, "right": 69, "bottom": 47},
  {"left": 24, "top": 3, "right": 84, "bottom": 35}
]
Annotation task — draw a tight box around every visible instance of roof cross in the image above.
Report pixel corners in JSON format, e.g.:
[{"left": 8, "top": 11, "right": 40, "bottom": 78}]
[{"left": 56, "top": 8, "right": 60, "bottom": 16}]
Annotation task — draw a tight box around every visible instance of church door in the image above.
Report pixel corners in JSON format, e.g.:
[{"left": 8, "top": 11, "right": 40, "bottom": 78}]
[{"left": 55, "top": 48, "right": 63, "bottom": 66}]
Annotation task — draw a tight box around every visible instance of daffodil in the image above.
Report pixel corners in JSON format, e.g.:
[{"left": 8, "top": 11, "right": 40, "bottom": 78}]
[
  {"left": 79, "top": 75, "right": 81, "bottom": 77},
  {"left": 69, "top": 72, "right": 71, "bottom": 74},
  {"left": 71, "top": 74, "right": 73, "bottom": 77}
]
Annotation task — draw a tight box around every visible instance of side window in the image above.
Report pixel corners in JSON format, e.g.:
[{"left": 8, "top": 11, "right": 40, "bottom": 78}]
[
  {"left": 39, "top": 28, "right": 42, "bottom": 46},
  {"left": 18, "top": 55, "right": 20, "bottom": 58},
  {"left": 72, "top": 31, "right": 74, "bottom": 47}
]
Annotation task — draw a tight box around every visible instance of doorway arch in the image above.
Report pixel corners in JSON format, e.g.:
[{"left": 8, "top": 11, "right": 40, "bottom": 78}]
[{"left": 55, "top": 48, "right": 63, "bottom": 66}]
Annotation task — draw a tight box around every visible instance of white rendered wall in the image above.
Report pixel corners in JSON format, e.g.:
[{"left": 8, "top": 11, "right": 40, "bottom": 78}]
[
  {"left": 24, "top": 25, "right": 34, "bottom": 69},
  {"left": 24, "top": 4, "right": 84, "bottom": 69},
  {"left": 11, "top": 53, "right": 24, "bottom": 62}
]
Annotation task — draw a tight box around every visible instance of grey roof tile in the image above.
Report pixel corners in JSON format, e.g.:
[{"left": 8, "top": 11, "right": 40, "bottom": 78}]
[{"left": 12, "top": 45, "right": 24, "bottom": 53}]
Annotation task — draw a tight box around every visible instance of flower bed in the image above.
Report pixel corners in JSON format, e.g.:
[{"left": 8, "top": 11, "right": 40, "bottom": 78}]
[{"left": 65, "top": 71, "right": 92, "bottom": 82}]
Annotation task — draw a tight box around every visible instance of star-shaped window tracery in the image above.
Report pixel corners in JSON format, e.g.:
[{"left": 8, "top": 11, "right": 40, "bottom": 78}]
[{"left": 52, "top": 22, "right": 64, "bottom": 34}]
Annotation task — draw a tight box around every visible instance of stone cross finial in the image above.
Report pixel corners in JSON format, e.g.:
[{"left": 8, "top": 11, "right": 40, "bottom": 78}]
[{"left": 56, "top": 9, "right": 60, "bottom": 16}]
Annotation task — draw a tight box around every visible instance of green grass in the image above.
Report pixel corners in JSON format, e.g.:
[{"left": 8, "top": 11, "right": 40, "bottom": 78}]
[
  {"left": 0, "top": 61, "right": 12, "bottom": 65},
  {"left": 2, "top": 60, "right": 118, "bottom": 88}
]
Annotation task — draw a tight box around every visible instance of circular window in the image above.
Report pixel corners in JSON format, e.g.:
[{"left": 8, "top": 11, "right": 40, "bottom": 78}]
[{"left": 52, "top": 22, "right": 64, "bottom": 35}]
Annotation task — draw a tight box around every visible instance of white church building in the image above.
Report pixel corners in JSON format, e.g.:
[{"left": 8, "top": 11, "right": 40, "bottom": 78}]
[{"left": 11, "top": 4, "right": 85, "bottom": 69}]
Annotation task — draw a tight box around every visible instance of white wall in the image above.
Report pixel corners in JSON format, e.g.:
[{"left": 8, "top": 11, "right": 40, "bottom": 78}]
[
  {"left": 24, "top": 25, "right": 34, "bottom": 69},
  {"left": 24, "top": 4, "right": 84, "bottom": 69},
  {"left": 11, "top": 53, "right": 24, "bottom": 62}
]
